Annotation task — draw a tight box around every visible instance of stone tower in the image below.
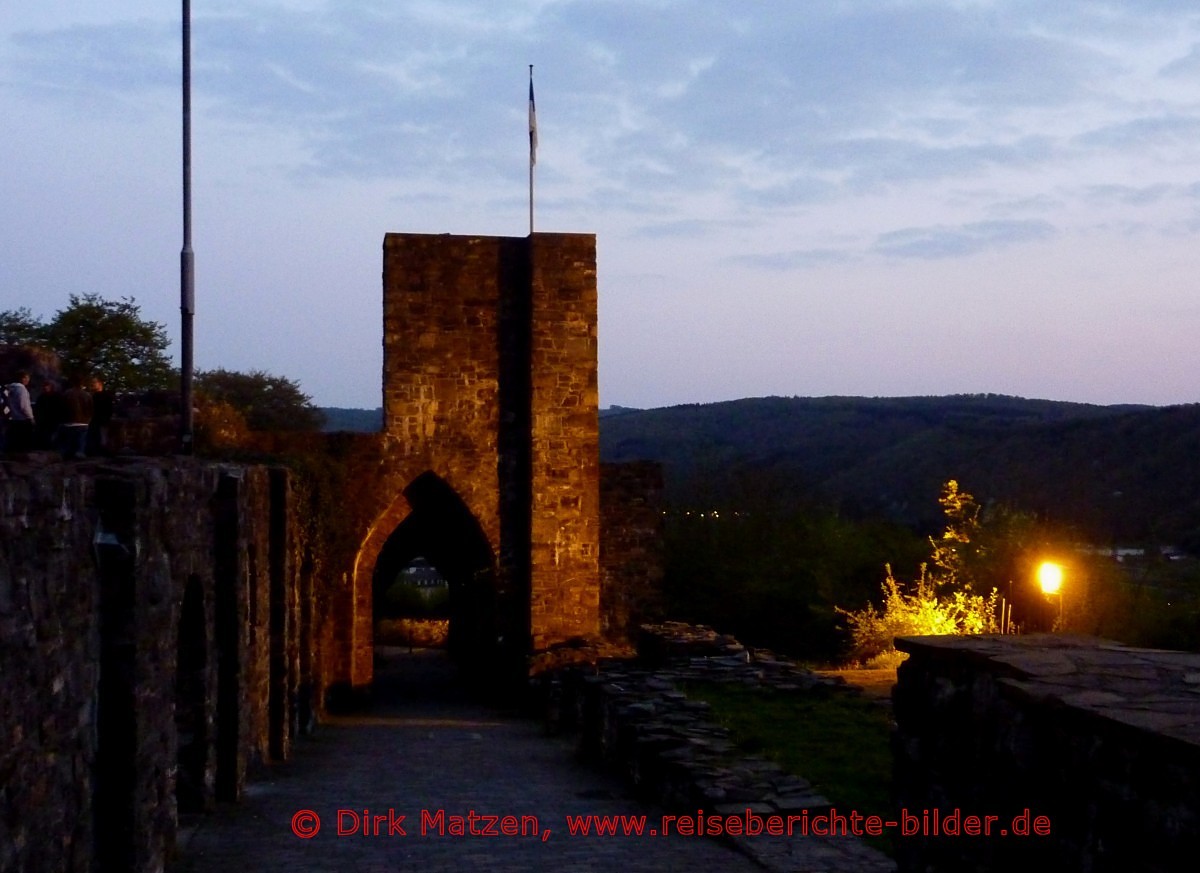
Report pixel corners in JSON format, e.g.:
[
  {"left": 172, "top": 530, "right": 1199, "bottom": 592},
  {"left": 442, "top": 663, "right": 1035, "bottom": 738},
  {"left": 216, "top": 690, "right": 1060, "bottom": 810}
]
[{"left": 377, "top": 232, "right": 600, "bottom": 660}]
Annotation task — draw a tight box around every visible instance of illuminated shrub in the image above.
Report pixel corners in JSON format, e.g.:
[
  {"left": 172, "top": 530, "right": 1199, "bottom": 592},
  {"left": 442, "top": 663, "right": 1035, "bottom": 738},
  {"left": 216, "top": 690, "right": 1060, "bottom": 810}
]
[{"left": 840, "top": 564, "right": 999, "bottom": 666}]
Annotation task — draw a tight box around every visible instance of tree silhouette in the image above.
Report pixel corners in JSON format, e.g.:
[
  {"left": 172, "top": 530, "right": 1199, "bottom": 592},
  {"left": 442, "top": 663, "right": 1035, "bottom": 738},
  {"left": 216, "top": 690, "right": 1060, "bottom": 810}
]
[
  {"left": 195, "top": 368, "right": 324, "bottom": 432},
  {"left": 2, "top": 294, "right": 174, "bottom": 392}
]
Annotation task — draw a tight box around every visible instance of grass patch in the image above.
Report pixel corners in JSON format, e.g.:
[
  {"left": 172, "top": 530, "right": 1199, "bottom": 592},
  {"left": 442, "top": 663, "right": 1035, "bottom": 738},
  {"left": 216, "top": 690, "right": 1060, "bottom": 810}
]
[{"left": 684, "top": 681, "right": 894, "bottom": 851}]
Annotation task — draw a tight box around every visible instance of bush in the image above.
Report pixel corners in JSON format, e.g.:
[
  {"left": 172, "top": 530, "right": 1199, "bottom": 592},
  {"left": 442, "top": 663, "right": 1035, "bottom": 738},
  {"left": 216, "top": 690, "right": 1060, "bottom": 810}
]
[
  {"left": 839, "top": 564, "right": 999, "bottom": 666},
  {"left": 376, "top": 618, "right": 449, "bottom": 648}
]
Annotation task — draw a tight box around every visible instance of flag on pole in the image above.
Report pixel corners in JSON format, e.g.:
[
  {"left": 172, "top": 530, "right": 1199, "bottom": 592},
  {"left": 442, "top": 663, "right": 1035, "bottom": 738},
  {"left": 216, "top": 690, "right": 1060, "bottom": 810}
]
[{"left": 528, "top": 71, "right": 538, "bottom": 167}]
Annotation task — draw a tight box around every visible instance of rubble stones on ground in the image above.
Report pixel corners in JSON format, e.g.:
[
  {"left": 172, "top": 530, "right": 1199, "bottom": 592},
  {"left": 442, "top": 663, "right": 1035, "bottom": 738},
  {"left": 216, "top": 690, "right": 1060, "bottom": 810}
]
[{"left": 534, "top": 621, "right": 897, "bottom": 873}]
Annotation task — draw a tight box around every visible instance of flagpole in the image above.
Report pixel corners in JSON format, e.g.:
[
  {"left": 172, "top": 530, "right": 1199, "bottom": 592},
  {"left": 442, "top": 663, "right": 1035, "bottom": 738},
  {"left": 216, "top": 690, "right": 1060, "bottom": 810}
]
[
  {"left": 181, "top": 0, "right": 195, "bottom": 454},
  {"left": 528, "top": 64, "right": 536, "bottom": 235}
]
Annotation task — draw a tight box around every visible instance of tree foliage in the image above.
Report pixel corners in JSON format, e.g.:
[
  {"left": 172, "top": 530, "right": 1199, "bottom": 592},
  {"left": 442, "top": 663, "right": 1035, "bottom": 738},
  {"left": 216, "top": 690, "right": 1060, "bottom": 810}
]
[
  {"left": 195, "top": 368, "right": 325, "bottom": 432},
  {"left": 928, "top": 479, "right": 981, "bottom": 585},
  {"left": 926, "top": 479, "right": 1044, "bottom": 605},
  {"left": 838, "top": 481, "right": 1006, "bottom": 664},
  {"left": 0, "top": 306, "right": 45, "bottom": 348},
  {"left": 45, "top": 294, "right": 174, "bottom": 390},
  {"left": 2, "top": 294, "right": 173, "bottom": 392}
]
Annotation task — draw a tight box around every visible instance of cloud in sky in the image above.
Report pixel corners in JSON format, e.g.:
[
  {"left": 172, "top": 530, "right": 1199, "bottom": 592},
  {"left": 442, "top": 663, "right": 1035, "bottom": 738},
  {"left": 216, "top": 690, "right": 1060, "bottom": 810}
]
[
  {"left": 4, "top": 0, "right": 1200, "bottom": 409},
  {"left": 730, "top": 249, "right": 855, "bottom": 272},
  {"left": 874, "top": 220, "right": 1058, "bottom": 260}
]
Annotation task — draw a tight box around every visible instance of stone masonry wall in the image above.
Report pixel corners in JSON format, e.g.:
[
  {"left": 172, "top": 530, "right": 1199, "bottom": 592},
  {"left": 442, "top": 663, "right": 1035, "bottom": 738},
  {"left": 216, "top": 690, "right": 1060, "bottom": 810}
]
[
  {"left": 528, "top": 233, "right": 600, "bottom": 648},
  {"left": 244, "top": 431, "right": 390, "bottom": 695},
  {"left": 381, "top": 233, "right": 508, "bottom": 546},
  {"left": 599, "top": 461, "right": 665, "bottom": 643},
  {"left": 0, "top": 463, "right": 97, "bottom": 873},
  {"left": 892, "top": 633, "right": 1200, "bottom": 873},
  {"left": 0, "top": 457, "right": 314, "bottom": 873}
]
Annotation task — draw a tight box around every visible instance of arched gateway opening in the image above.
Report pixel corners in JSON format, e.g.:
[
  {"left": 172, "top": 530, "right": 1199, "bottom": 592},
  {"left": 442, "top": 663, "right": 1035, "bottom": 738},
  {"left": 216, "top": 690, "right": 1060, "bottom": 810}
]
[{"left": 371, "top": 472, "right": 519, "bottom": 672}]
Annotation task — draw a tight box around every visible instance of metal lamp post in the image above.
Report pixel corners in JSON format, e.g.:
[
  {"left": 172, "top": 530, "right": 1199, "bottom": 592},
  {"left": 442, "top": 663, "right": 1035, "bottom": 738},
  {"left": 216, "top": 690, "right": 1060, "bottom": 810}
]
[{"left": 1037, "top": 561, "right": 1064, "bottom": 629}]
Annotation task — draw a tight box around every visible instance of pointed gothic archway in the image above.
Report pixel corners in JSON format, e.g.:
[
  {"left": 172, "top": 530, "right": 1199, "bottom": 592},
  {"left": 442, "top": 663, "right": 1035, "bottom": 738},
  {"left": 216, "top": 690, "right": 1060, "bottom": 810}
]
[{"left": 369, "top": 471, "right": 522, "bottom": 673}]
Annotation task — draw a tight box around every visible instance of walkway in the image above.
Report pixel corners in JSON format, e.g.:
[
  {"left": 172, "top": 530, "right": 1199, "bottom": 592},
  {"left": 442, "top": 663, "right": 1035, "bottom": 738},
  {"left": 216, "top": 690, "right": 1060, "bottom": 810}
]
[{"left": 173, "top": 649, "right": 766, "bottom": 873}]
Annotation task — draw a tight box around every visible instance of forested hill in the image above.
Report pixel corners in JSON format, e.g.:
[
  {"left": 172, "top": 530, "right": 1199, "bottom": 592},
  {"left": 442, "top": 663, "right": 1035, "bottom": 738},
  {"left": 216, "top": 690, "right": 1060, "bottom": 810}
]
[
  {"left": 599, "top": 395, "right": 1200, "bottom": 546},
  {"left": 320, "top": 407, "right": 383, "bottom": 432},
  {"left": 319, "top": 395, "right": 1200, "bottom": 545}
]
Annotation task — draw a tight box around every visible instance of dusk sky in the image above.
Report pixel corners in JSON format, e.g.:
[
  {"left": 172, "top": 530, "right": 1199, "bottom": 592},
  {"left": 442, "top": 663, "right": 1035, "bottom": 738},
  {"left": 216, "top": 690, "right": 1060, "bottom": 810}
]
[{"left": 4, "top": 1, "right": 1200, "bottom": 410}]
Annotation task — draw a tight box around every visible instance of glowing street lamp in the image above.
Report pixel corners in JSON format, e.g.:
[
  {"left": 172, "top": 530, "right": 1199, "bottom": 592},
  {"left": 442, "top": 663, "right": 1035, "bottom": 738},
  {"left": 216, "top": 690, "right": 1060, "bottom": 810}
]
[
  {"left": 1037, "top": 562, "right": 1063, "bottom": 595},
  {"left": 1037, "top": 561, "right": 1064, "bottom": 627}
]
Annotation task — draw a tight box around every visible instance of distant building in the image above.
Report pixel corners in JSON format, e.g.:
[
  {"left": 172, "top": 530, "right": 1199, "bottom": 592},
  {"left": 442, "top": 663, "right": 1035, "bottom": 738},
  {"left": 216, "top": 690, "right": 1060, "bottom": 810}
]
[{"left": 401, "top": 557, "right": 448, "bottom": 593}]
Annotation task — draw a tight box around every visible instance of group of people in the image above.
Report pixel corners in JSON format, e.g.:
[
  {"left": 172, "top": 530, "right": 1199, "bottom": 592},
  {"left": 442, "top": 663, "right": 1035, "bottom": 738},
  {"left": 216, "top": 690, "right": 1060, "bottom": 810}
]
[{"left": 1, "top": 370, "right": 114, "bottom": 458}]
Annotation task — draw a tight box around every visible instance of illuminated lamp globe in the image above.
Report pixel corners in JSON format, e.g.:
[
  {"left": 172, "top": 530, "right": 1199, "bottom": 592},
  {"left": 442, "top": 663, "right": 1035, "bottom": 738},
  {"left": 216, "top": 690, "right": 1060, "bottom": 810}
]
[{"left": 1037, "top": 562, "right": 1064, "bottom": 596}]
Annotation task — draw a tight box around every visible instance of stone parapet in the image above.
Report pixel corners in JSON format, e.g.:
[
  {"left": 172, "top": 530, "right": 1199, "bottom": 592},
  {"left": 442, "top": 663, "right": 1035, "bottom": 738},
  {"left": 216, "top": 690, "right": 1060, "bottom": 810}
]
[
  {"left": 539, "top": 623, "right": 896, "bottom": 873},
  {"left": 0, "top": 461, "right": 97, "bottom": 873},
  {"left": 0, "top": 458, "right": 318, "bottom": 873},
  {"left": 893, "top": 633, "right": 1200, "bottom": 873}
]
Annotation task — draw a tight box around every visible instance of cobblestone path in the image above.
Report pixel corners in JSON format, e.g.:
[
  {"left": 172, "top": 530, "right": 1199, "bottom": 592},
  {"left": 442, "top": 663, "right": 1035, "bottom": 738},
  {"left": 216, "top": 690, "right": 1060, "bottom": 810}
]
[{"left": 173, "top": 650, "right": 767, "bottom": 873}]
